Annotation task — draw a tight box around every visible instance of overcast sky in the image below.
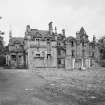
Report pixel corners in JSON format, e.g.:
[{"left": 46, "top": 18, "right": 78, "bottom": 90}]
[{"left": 0, "top": 0, "right": 105, "bottom": 45}]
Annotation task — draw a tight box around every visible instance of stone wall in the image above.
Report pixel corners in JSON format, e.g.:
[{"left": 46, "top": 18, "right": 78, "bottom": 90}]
[{"left": 27, "top": 41, "right": 57, "bottom": 69}]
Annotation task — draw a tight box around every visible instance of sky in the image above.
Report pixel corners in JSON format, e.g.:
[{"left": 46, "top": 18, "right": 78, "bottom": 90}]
[{"left": 0, "top": 0, "right": 105, "bottom": 45}]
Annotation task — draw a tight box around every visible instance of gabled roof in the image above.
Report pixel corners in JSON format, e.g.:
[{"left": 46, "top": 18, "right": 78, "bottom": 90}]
[
  {"left": 30, "top": 29, "right": 49, "bottom": 37},
  {"left": 78, "top": 27, "right": 88, "bottom": 38},
  {"left": 80, "top": 27, "right": 86, "bottom": 35},
  {"left": 66, "top": 36, "right": 76, "bottom": 42},
  {"left": 9, "top": 37, "right": 24, "bottom": 45},
  {"left": 28, "top": 29, "right": 56, "bottom": 40}
]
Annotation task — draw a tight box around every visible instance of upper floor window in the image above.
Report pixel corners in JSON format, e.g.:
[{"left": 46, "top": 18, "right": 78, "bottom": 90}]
[
  {"left": 11, "top": 55, "right": 16, "bottom": 61},
  {"left": 58, "top": 50, "right": 61, "bottom": 55},
  {"left": 36, "top": 38, "right": 40, "bottom": 41},
  {"left": 47, "top": 38, "right": 50, "bottom": 41},
  {"left": 92, "top": 52, "right": 94, "bottom": 57},
  {"left": 15, "top": 45, "right": 19, "bottom": 49},
  {"left": 82, "top": 49, "right": 85, "bottom": 56},
  {"left": 36, "top": 54, "right": 40, "bottom": 58},
  {"left": 82, "top": 42, "right": 84, "bottom": 47},
  {"left": 47, "top": 54, "right": 51, "bottom": 59},
  {"left": 57, "top": 42, "right": 61, "bottom": 46},
  {"left": 71, "top": 41, "right": 74, "bottom": 47}
]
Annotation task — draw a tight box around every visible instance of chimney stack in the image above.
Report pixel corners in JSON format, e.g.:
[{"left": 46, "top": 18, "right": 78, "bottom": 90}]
[
  {"left": 48, "top": 22, "right": 53, "bottom": 35},
  {"left": 9, "top": 30, "right": 12, "bottom": 39},
  {"left": 26, "top": 25, "right": 30, "bottom": 32},
  {"left": 55, "top": 26, "right": 57, "bottom": 34},
  {"left": 62, "top": 29, "right": 65, "bottom": 36},
  {"left": 93, "top": 35, "right": 96, "bottom": 43}
]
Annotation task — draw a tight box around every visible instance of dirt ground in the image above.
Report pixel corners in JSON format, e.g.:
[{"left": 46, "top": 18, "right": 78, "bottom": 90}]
[{"left": 0, "top": 68, "right": 105, "bottom": 105}]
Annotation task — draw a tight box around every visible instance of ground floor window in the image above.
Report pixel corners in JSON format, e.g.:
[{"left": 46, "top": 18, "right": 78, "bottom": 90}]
[
  {"left": 47, "top": 54, "right": 51, "bottom": 59},
  {"left": 58, "top": 59, "right": 61, "bottom": 64}
]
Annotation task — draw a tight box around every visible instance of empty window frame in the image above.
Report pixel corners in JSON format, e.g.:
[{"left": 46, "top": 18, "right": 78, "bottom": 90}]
[
  {"left": 71, "top": 50, "right": 75, "bottom": 57},
  {"left": 71, "top": 41, "right": 74, "bottom": 47},
  {"left": 36, "top": 54, "right": 40, "bottom": 57},
  {"left": 58, "top": 59, "right": 61, "bottom": 64}
]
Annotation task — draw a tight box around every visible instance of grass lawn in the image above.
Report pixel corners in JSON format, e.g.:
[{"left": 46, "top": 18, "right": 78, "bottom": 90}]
[{"left": 0, "top": 68, "right": 105, "bottom": 105}]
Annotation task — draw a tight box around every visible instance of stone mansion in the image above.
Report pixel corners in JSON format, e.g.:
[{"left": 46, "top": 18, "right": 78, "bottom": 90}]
[{"left": 6, "top": 22, "right": 100, "bottom": 69}]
